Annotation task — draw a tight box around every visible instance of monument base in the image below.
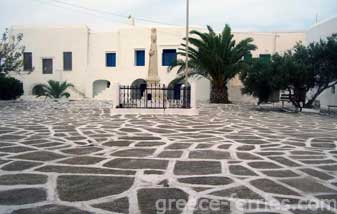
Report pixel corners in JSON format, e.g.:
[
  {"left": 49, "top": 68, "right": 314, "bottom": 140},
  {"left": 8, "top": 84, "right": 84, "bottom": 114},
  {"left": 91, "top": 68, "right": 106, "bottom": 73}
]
[
  {"left": 143, "top": 80, "right": 164, "bottom": 102},
  {"left": 111, "top": 108, "right": 199, "bottom": 115}
]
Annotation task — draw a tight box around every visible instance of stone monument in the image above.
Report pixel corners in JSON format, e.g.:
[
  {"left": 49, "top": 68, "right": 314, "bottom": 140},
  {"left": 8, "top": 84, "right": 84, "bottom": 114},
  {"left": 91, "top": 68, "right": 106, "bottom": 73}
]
[
  {"left": 141, "top": 28, "right": 164, "bottom": 106},
  {"left": 147, "top": 28, "right": 160, "bottom": 85}
]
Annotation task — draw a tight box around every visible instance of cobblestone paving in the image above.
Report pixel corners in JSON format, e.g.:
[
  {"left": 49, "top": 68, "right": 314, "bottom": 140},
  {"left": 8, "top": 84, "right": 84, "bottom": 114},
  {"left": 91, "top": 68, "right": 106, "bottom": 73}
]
[{"left": 0, "top": 100, "right": 337, "bottom": 214}]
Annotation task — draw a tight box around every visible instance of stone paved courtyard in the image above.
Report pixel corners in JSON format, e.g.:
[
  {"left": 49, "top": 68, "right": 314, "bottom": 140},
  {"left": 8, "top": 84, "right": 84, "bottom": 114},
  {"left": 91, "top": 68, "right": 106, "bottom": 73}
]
[{"left": 0, "top": 100, "right": 337, "bottom": 214}]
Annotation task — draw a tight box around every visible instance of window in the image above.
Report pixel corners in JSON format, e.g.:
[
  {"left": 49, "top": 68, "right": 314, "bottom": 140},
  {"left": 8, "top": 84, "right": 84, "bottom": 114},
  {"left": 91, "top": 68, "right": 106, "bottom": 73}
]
[
  {"left": 42, "top": 58, "right": 53, "bottom": 74},
  {"left": 259, "top": 54, "right": 271, "bottom": 63},
  {"left": 63, "top": 52, "right": 72, "bottom": 71},
  {"left": 162, "top": 49, "right": 177, "bottom": 66},
  {"left": 135, "top": 50, "right": 145, "bottom": 66},
  {"left": 23, "top": 52, "right": 32, "bottom": 71},
  {"left": 106, "top": 52, "right": 116, "bottom": 67},
  {"left": 332, "top": 86, "right": 336, "bottom": 94}
]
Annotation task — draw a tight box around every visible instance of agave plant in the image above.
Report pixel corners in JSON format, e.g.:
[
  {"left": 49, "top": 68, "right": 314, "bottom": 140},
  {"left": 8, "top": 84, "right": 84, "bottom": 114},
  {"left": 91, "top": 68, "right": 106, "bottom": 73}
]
[
  {"left": 34, "top": 80, "right": 74, "bottom": 99},
  {"left": 169, "top": 24, "right": 257, "bottom": 103}
]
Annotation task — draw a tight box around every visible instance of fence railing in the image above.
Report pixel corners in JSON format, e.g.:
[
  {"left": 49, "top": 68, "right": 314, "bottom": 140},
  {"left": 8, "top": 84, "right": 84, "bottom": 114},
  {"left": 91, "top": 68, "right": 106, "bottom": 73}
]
[{"left": 118, "top": 84, "right": 191, "bottom": 109}]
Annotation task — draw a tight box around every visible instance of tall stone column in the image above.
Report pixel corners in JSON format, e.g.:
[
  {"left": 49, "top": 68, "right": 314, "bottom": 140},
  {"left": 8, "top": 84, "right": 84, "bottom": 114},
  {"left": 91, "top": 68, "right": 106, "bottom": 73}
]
[
  {"left": 143, "top": 28, "right": 164, "bottom": 106},
  {"left": 147, "top": 28, "right": 160, "bottom": 85}
]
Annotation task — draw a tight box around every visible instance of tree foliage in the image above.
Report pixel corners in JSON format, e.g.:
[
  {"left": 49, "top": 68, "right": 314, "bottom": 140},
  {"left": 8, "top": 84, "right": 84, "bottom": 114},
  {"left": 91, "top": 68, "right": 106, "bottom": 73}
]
[
  {"left": 0, "top": 29, "right": 25, "bottom": 75},
  {"left": 240, "top": 58, "right": 278, "bottom": 105},
  {"left": 241, "top": 34, "right": 337, "bottom": 109},
  {"left": 0, "top": 74, "right": 24, "bottom": 100},
  {"left": 169, "top": 25, "right": 256, "bottom": 103},
  {"left": 35, "top": 80, "right": 74, "bottom": 99}
]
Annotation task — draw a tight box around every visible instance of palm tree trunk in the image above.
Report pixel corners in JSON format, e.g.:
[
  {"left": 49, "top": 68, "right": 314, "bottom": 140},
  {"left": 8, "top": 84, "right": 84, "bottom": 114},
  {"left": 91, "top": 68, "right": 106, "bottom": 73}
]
[{"left": 210, "top": 82, "right": 230, "bottom": 104}]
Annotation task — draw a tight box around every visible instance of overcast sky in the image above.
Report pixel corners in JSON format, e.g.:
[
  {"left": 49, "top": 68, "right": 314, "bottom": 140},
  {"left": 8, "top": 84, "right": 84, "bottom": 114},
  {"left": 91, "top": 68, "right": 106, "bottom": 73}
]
[{"left": 1, "top": 0, "right": 337, "bottom": 32}]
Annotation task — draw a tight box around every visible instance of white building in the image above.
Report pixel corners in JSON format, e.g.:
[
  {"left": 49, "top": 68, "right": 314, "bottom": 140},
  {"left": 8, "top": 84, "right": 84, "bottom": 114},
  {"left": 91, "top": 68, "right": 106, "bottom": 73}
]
[
  {"left": 10, "top": 25, "right": 304, "bottom": 103},
  {"left": 306, "top": 16, "right": 337, "bottom": 109}
]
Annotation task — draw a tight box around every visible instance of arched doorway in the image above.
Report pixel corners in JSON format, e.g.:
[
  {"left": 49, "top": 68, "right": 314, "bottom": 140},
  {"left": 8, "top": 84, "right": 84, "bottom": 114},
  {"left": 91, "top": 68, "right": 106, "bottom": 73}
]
[
  {"left": 168, "top": 79, "right": 190, "bottom": 100},
  {"left": 131, "top": 79, "right": 147, "bottom": 99},
  {"left": 32, "top": 84, "right": 45, "bottom": 97},
  {"left": 93, "top": 80, "right": 111, "bottom": 97}
]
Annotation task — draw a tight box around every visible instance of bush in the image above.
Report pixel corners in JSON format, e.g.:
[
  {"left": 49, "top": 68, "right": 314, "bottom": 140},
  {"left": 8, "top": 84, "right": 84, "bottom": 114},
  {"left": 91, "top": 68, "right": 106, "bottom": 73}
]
[
  {"left": 0, "top": 75, "right": 24, "bottom": 100},
  {"left": 240, "top": 59, "right": 278, "bottom": 105}
]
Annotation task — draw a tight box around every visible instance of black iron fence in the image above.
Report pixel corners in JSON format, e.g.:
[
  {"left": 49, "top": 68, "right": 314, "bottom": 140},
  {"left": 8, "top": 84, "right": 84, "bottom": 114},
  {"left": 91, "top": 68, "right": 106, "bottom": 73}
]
[{"left": 118, "top": 84, "right": 191, "bottom": 109}]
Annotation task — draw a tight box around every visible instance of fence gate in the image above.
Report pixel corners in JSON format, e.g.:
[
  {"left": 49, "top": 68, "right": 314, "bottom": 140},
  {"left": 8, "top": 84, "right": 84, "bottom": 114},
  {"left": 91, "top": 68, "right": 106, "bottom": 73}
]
[{"left": 118, "top": 84, "right": 191, "bottom": 109}]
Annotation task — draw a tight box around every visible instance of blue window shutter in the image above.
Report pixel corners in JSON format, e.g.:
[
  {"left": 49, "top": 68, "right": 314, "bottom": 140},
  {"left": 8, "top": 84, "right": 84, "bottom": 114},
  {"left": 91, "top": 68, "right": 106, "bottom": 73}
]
[
  {"left": 106, "top": 53, "right": 116, "bottom": 67},
  {"left": 162, "top": 49, "right": 177, "bottom": 66},
  {"left": 135, "top": 50, "right": 145, "bottom": 66}
]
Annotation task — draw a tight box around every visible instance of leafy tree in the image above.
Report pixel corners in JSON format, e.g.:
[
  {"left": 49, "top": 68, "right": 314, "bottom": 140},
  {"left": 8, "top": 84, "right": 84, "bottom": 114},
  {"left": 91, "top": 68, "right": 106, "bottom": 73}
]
[
  {"left": 35, "top": 80, "right": 74, "bottom": 99},
  {"left": 274, "top": 36, "right": 337, "bottom": 109},
  {"left": 0, "top": 75, "right": 24, "bottom": 100},
  {"left": 240, "top": 58, "right": 278, "bottom": 105},
  {"left": 241, "top": 47, "right": 313, "bottom": 110},
  {"left": 169, "top": 25, "right": 256, "bottom": 103},
  {"left": 272, "top": 46, "right": 314, "bottom": 110},
  {"left": 242, "top": 34, "right": 337, "bottom": 110},
  {"left": 0, "top": 29, "right": 25, "bottom": 75}
]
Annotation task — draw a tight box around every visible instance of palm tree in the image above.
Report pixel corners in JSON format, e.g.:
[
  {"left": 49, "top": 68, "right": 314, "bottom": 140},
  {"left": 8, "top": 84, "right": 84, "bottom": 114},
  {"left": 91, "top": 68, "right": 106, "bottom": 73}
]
[
  {"left": 169, "top": 25, "right": 257, "bottom": 103},
  {"left": 35, "top": 80, "right": 74, "bottom": 99}
]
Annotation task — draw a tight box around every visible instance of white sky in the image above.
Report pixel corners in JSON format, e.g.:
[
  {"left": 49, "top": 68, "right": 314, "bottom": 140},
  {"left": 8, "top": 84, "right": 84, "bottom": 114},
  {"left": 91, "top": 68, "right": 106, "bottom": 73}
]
[{"left": 1, "top": 0, "right": 337, "bottom": 32}]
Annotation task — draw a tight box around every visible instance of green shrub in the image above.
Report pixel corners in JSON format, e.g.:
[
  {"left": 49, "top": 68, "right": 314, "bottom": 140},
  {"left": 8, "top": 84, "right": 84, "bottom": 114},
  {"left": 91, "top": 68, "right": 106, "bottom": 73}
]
[{"left": 0, "top": 75, "right": 24, "bottom": 100}]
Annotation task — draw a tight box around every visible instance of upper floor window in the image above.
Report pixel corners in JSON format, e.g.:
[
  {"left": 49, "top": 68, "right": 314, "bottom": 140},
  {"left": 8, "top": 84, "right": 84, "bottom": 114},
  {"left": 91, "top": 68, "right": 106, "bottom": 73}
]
[
  {"left": 42, "top": 58, "right": 53, "bottom": 74},
  {"left": 23, "top": 52, "right": 33, "bottom": 71},
  {"left": 135, "top": 50, "right": 145, "bottom": 66},
  {"left": 162, "top": 49, "right": 177, "bottom": 66},
  {"left": 332, "top": 86, "right": 336, "bottom": 94},
  {"left": 63, "top": 52, "right": 72, "bottom": 71},
  {"left": 106, "top": 52, "right": 116, "bottom": 67}
]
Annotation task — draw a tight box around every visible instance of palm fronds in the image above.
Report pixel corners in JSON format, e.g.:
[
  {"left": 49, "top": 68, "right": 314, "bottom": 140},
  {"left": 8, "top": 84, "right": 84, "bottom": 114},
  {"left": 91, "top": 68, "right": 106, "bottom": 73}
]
[
  {"left": 34, "top": 80, "right": 74, "bottom": 99},
  {"left": 169, "top": 24, "right": 256, "bottom": 103}
]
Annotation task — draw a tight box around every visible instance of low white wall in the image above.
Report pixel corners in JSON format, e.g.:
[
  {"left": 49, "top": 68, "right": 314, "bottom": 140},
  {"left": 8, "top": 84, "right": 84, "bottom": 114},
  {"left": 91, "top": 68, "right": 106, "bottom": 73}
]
[
  {"left": 313, "top": 91, "right": 337, "bottom": 110},
  {"left": 306, "top": 16, "right": 337, "bottom": 108},
  {"left": 111, "top": 108, "right": 199, "bottom": 115}
]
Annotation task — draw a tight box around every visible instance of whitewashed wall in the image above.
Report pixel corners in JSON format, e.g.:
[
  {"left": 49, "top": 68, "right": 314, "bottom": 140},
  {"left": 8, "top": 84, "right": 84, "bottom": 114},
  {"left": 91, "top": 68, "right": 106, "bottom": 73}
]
[
  {"left": 10, "top": 25, "right": 89, "bottom": 99},
  {"left": 10, "top": 25, "right": 304, "bottom": 103},
  {"left": 306, "top": 16, "right": 337, "bottom": 109}
]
